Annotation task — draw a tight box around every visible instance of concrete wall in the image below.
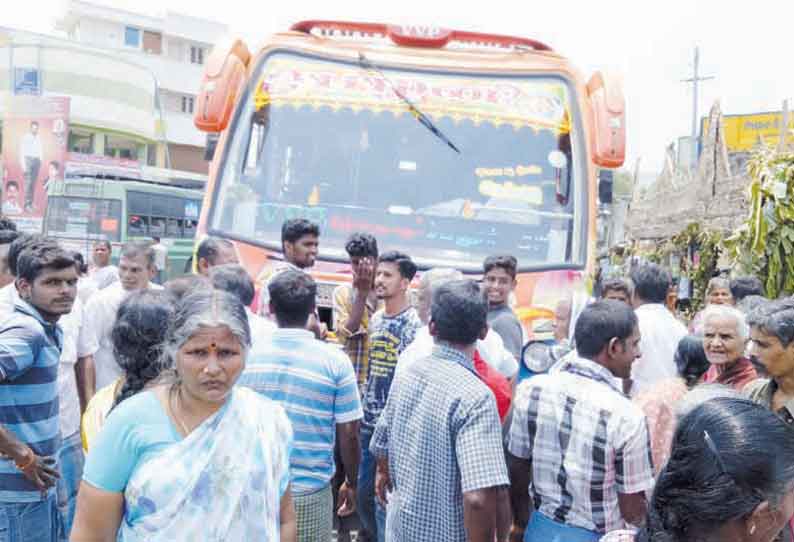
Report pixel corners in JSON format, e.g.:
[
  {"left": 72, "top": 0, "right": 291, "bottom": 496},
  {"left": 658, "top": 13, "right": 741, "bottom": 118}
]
[
  {"left": 76, "top": 17, "right": 121, "bottom": 49},
  {"left": 74, "top": 18, "right": 206, "bottom": 97},
  {"left": 162, "top": 110, "right": 203, "bottom": 148},
  {"left": 0, "top": 30, "right": 158, "bottom": 141},
  {"left": 0, "top": 27, "right": 206, "bottom": 150},
  {"left": 53, "top": 1, "right": 226, "bottom": 148},
  {"left": 169, "top": 143, "right": 207, "bottom": 174}
]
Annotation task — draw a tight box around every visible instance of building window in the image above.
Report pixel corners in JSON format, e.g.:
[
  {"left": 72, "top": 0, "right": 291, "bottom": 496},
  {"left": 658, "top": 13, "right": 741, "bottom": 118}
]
[
  {"left": 68, "top": 128, "right": 94, "bottom": 154},
  {"left": 181, "top": 96, "right": 195, "bottom": 114},
  {"left": 167, "top": 39, "right": 185, "bottom": 62},
  {"left": 142, "top": 31, "right": 162, "bottom": 55},
  {"left": 190, "top": 46, "right": 205, "bottom": 65},
  {"left": 105, "top": 135, "right": 143, "bottom": 161},
  {"left": 146, "top": 143, "right": 158, "bottom": 167},
  {"left": 124, "top": 26, "right": 141, "bottom": 48}
]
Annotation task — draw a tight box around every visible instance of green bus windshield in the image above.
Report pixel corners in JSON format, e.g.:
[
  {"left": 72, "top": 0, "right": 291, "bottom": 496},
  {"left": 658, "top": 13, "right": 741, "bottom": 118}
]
[
  {"left": 126, "top": 190, "right": 201, "bottom": 240},
  {"left": 45, "top": 196, "right": 122, "bottom": 242}
]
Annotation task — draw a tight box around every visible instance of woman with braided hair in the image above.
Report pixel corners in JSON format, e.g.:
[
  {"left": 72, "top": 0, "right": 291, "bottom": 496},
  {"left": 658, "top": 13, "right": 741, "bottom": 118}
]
[
  {"left": 602, "top": 397, "right": 794, "bottom": 542},
  {"left": 81, "top": 289, "right": 176, "bottom": 451}
]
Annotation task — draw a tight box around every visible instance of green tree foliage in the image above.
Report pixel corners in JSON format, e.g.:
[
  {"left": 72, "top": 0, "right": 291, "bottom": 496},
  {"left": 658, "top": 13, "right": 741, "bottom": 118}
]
[
  {"left": 620, "top": 222, "right": 722, "bottom": 315},
  {"left": 724, "top": 147, "right": 794, "bottom": 298},
  {"left": 670, "top": 224, "right": 722, "bottom": 312}
]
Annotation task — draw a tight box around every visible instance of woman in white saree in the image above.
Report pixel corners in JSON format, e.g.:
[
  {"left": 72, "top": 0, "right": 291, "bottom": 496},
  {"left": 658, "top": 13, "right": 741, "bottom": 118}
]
[{"left": 70, "top": 289, "right": 296, "bottom": 542}]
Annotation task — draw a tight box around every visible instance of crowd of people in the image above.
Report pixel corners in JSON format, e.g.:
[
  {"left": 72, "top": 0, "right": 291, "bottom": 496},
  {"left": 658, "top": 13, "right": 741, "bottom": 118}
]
[{"left": 0, "top": 214, "right": 793, "bottom": 542}]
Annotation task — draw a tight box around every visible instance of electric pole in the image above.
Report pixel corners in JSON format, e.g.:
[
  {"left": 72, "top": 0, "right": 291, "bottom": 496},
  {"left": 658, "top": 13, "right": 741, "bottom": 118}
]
[{"left": 681, "top": 46, "right": 715, "bottom": 138}]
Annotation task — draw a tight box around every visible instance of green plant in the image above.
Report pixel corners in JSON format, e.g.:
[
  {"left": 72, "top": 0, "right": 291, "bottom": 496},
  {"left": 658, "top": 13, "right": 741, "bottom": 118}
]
[
  {"left": 666, "top": 223, "right": 723, "bottom": 313},
  {"left": 620, "top": 222, "right": 723, "bottom": 314},
  {"left": 724, "top": 146, "right": 794, "bottom": 298}
]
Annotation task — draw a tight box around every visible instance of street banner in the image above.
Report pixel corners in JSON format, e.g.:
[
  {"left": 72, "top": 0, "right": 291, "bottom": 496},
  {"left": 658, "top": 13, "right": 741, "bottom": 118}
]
[
  {"left": 64, "top": 152, "right": 141, "bottom": 179},
  {"left": 2, "top": 96, "right": 70, "bottom": 232}
]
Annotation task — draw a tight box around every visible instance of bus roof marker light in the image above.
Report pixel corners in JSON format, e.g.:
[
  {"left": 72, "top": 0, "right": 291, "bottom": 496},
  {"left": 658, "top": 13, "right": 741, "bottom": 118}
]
[
  {"left": 387, "top": 25, "right": 452, "bottom": 48},
  {"left": 290, "top": 20, "right": 552, "bottom": 51}
]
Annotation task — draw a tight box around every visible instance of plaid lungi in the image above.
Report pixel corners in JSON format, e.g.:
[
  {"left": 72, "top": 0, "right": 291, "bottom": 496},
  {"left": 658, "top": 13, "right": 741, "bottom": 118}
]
[{"left": 294, "top": 483, "right": 333, "bottom": 542}]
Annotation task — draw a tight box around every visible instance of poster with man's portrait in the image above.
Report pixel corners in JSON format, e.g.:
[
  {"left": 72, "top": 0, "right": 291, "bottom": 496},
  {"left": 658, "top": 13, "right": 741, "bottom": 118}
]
[{"left": 2, "top": 96, "right": 70, "bottom": 233}]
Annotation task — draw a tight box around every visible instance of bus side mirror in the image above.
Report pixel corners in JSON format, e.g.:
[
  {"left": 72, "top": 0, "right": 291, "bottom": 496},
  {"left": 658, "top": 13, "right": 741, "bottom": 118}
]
[
  {"left": 194, "top": 38, "right": 251, "bottom": 133},
  {"left": 587, "top": 71, "right": 625, "bottom": 168},
  {"left": 598, "top": 169, "right": 614, "bottom": 204},
  {"left": 204, "top": 133, "right": 219, "bottom": 161}
]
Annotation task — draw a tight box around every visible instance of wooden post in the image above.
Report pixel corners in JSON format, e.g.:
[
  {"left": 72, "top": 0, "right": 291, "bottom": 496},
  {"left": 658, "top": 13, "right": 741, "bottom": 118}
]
[{"left": 779, "top": 99, "right": 789, "bottom": 153}]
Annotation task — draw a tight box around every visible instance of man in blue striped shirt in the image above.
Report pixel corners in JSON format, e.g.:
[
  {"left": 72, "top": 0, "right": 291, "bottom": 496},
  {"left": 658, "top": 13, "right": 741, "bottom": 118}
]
[
  {"left": 239, "top": 269, "right": 363, "bottom": 542},
  {"left": 0, "top": 241, "right": 78, "bottom": 542}
]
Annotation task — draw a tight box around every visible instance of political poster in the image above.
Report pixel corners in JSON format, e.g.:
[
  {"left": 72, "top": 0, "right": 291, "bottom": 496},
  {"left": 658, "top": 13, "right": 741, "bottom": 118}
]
[{"left": 2, "top": 96, "right": 70, "bottom": 233}]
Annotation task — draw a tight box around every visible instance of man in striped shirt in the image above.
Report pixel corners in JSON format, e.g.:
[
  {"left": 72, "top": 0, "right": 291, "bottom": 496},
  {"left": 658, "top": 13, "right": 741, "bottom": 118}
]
[
  {"left": 0, "top": 241, "right": 78, "bottom": 542},
  {"left": 239, "top": 269, "right": 363, "bottom": 542}
]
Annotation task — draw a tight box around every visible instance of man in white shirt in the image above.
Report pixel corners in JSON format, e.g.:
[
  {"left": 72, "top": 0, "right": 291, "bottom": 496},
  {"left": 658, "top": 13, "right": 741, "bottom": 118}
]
[
  {"left": 2, "top": 181, "right": 22, "bottom": 216},
  {"left": 195, "top": 237, "right": 239, "bottom": 276},
  {"left": 628, "top": 263, "right": 687, "bottom": 396},
  {"left": 397, "top": 267, "right": 518, "bottom": 380},
  {"left": 209, "top": 264, "right": 275, "bottom": 350},
  {"left": 72, "top": 252, "right": 98, "bottom": 306},
  {"left": 89, "top": 240, "right": 119, "bottom": 290},
  {"left": 19, "top": 121, "right": 43, "bottom": 213},
  {"left": 56, "top": 292, "right": 85, "bottom": 539},
  {"left": 78, "top": 242, "right": 162, "bottom": 398},
  {"left": 150, "top": 236, "right": 168, "bottom": 284}
]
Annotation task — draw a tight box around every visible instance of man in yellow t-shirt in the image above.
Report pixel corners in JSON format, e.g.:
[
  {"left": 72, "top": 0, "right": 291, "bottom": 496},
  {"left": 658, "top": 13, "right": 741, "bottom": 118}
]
[
  {"left": 331, "top": 232, "right": 380, "bottom": 542},
  {"left": 332, "top": 232, "right": 381, "bottom": 392}
]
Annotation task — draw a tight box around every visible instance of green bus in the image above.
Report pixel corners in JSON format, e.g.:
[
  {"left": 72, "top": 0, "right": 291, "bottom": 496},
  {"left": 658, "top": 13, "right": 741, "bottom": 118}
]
[{"left": 44, "top": 176, "right": 203, "bottom": 279}]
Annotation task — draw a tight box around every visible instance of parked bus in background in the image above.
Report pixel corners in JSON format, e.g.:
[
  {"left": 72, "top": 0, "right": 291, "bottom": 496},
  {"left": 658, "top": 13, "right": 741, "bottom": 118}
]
[
  {"left": 45, "top": 176, "right": 203, "bottom": 279},
  {"left": 192, "top": 21, "right": 625, "bottom": 338}
]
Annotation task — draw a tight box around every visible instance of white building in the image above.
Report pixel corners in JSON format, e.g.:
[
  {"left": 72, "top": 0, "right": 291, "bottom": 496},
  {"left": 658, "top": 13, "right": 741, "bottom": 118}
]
[{"left": 0, "top": 0, "right": 228, "bottom": 174}]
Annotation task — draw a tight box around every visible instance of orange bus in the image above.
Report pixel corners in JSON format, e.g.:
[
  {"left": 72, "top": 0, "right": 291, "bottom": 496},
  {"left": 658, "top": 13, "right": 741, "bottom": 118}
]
[{"left": 193, "top": 21, "right": 625, "bottom": 339}]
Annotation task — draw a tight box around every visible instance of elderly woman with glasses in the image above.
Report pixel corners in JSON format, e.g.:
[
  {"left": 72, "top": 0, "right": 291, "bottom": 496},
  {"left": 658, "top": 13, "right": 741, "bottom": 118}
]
[{"left": 71, "top": 289, "right": 296, "bottom": 541}]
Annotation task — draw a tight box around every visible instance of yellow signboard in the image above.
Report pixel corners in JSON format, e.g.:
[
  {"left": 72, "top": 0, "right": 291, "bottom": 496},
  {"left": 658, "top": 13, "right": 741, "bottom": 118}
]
[{"left": 702, "top": 112, "right": 794, "bottom": 152}]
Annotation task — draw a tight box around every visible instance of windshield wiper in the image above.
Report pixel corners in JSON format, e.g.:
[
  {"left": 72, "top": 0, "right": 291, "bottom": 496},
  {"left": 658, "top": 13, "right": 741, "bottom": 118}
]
[{"left": 357, "top": 52, "right": 460, "bottom": 154}]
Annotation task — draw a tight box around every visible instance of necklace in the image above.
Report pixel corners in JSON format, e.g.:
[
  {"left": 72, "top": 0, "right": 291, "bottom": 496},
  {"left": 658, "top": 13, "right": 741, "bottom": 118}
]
[{"left": 169, "top": 385, "right": 191, "bottom": 436}]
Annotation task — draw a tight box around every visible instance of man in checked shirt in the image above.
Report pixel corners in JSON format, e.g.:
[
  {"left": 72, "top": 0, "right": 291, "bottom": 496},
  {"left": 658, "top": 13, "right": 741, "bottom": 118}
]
[
  {"left": 507, "top": 300, "right": 655, "bottom": 542},
  {"left": 371, "top": 280, "right": 510, "bottom": 542}
]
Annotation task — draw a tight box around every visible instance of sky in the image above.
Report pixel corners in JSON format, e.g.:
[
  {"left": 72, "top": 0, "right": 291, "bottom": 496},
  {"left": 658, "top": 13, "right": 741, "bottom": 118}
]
[{"left": 7, "top": 0, "right": 794, "bottom": 183}]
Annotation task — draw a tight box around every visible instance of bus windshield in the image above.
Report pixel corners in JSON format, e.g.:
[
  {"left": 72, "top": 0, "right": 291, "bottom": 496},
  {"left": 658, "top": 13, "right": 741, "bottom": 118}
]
[
  {"left": 211, "top": 51, "right": 584, "bottom": 271},
  {"left": 46, "top": 196, "right": 122, "bottom": 242}
]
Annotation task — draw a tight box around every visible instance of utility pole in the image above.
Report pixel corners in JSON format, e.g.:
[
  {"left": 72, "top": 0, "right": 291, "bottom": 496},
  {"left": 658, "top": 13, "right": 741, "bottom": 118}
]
[
  {"left": 681, "top": 46, "right": 715, "bottom": 138},
  {"left": 779, "top": 99, "right": 789, "bottom": 152}
]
